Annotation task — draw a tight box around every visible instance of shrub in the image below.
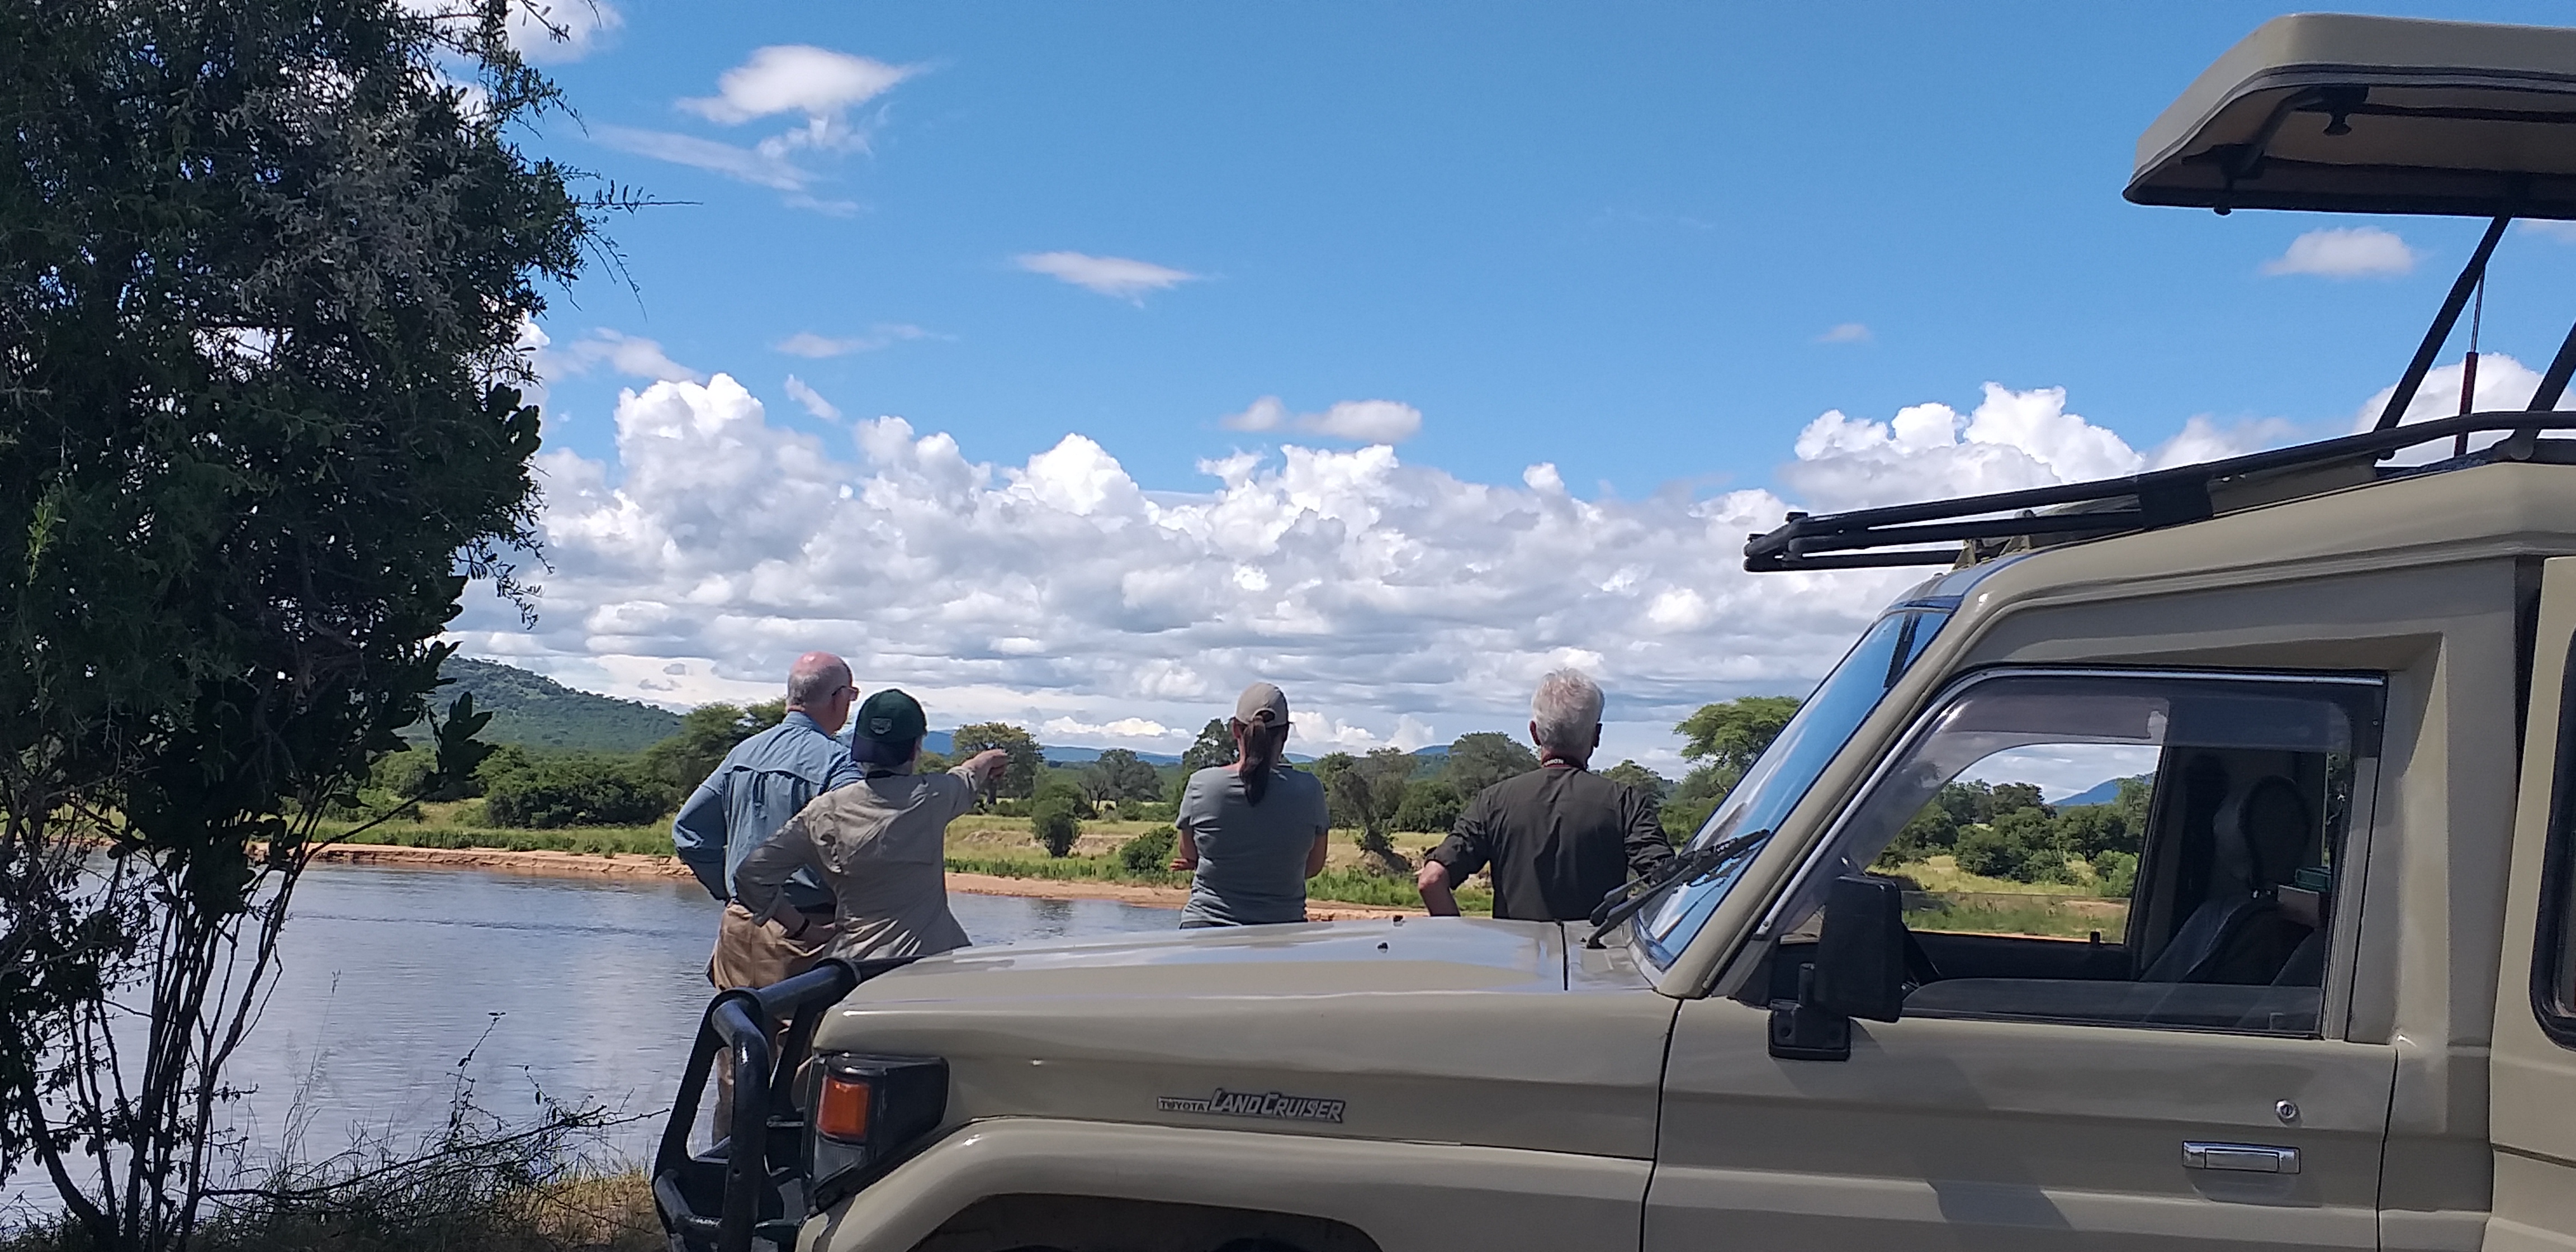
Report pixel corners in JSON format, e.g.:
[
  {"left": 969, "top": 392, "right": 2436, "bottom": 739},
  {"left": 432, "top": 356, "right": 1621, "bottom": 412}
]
[
  {"left": 1954, "top": 808, "right": 2074, "bottom": 883},
  {"left": 1123, "top": 800, "right": 1180, "bottom": 824},
  {"left": 2091, "top": 850, "right": 2139, "bottom": 899},
  {"left": 1033, "top": 779, "right": 1096, "bottom": 820},
  {"left": 482, "top": 757, "right": 674, "bottom": 829},
  {"left": 1391, "top": 779, "right": 1462, "bottom": 833},
  {"left": 1031, "top": 797, "right": 1082, "bottom": 857},
  {"left": 1117, "top": 825, "right": 1179, "bottom": 875}
]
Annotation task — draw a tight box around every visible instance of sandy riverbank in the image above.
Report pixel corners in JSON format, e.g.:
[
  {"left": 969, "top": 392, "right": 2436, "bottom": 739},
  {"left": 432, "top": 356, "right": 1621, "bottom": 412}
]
[{"left": 308, "top": 842, "right": 1418, "bottom": 921}]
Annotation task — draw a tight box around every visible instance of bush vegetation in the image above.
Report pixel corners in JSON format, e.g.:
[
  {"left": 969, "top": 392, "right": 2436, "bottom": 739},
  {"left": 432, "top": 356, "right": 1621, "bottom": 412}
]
[{"left": 1878, "top": 777, "right": 2151, "bottom": 891}]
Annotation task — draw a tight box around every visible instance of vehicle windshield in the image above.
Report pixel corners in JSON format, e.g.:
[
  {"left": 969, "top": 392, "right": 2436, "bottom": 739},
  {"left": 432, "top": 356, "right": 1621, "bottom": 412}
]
[{"left": 1636, "top": 605, "right": 1951, "bottom": 968}]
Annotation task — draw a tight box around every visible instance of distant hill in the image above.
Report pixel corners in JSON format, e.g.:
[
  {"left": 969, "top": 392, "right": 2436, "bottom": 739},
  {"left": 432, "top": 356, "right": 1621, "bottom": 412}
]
[
  {"left": 2059, "top": 775, "right": 2149, "bottom": 808},
  {"left": 430, "top": 657, "right": 683, "bottom": 753}
]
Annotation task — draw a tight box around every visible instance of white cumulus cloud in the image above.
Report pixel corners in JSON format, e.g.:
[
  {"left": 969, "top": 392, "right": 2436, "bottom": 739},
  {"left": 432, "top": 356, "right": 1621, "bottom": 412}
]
[
  {"left": 681, "top": 46, "right": 915, "bottom": 128},
  {"left": 1221, "top": 396, "right": 1423, "bottom": 445},
  {"left": 1816, "top": 323, "right": 1872, "bottom": 344},
  {"left": 1015, "top": 252, "right": 1200, "bottom": 302},
  {"left": 459, "top": 374, "right": 2312, "bottom": 760},
  {"left": 2262, "top": 227, "right": 2417, "bottom": 278}
]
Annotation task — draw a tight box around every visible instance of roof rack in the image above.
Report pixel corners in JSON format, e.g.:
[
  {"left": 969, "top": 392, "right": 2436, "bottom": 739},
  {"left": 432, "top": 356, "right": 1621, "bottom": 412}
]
[{"left": 1742, "top": 410, "right": 2576, "bottom": 573}]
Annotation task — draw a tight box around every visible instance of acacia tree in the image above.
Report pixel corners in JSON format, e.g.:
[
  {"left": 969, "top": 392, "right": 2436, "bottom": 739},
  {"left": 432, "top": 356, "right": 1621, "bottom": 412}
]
[
  {"left": 951, "top": 723, "right": 1043, "bottom": 798},
  {"left": 0, "top": 2, "right": 604, "bottom": 1247}
]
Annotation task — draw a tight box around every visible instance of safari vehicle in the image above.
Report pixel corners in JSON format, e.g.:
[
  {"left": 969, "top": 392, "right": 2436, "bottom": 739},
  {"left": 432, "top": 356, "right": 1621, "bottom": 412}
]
[{"left": 656, "top": 14, "right": 2576, "bottom": 1252}]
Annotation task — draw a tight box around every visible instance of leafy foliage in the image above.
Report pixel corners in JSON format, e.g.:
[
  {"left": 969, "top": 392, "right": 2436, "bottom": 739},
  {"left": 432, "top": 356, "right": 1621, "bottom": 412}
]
[
  {"left": 1030, "top": 796, "right": 1083, "bottom": 858},
  {"left": 0, "top": 1, "right": 605, "bottom": 1245},
  {"left": 1316, "top": 750, "right": 1414, "bottom": 874},
  {"left": 1116, "top": 825, "right": 1178, "bottom": 875},
  {"left": 1881, "top": 776, "right": 2151, "bottom": 891},
  {"left": 479, "top": 755, "right": 674, "bottom": 829},
  {"left": 1675, "top": 696, "right": 1802, "bottom": 778},
  {"left": 1602, "top": 760, "right": 1670, "bottom": 806},
  {"left": 1661, "top": 696, "right": 1803, "bottom": 842},
  {"left": 1439, "top": 732, "right": 1537, "bottom": 799},
  {"left": 1179, "top": 718, "right": 1238, "bottom": 772},
  {"left": 1082, "top": 748, "right": 1166, "bottom": 804},
  {"left": 952, "top": 723, "right": 1043, "bottom": 798},
  {"left": 638, "top": 701, "right": 784, "bottom": 792},
  {"left": 1390, "top": 779, "right": 1463, "bottom": 833}
]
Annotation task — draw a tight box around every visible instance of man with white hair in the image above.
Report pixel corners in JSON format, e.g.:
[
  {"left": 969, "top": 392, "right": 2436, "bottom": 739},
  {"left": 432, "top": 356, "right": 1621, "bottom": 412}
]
[
  {"left": 673, "top": 651, "right": 863, "bottom": 994},
  {"left": 1417, "top": 669, "right": 1675, "bottom": 921}
]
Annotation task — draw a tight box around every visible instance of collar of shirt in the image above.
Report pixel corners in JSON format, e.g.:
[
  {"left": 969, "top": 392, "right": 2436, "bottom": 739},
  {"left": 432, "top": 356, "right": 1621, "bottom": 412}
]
[{"left": 779, "top": 709, "right": 830, "bottom": 738}]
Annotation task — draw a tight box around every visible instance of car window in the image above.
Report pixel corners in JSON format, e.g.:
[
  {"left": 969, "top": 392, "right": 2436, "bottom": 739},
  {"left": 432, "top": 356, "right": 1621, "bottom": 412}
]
[
  {"left": 1639, "top": 607, "right": 1949, "bottom": 965},
  {"left": 1771, "top": 670, "right": 2382, "bottom": 1037}
]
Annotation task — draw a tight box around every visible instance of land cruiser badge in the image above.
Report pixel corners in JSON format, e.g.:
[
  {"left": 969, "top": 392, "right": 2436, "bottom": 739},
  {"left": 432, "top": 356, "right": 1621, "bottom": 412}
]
[{"left": 1158, "top": 1088, "right": 1346, "bottom": 1125}]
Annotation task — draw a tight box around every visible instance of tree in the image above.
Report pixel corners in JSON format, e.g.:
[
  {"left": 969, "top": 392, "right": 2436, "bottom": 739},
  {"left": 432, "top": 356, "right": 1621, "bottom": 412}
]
[
  {"left": 953, "top": 722, "right": 1043, "bottom": 798},
  {"left": 641, "top": 701, "right": 785, "bottom": 791},
  {"left": 481, "top": 755, "right": 674, "bottom": 828},
  {"left": 1180, "top": 718, "right": 1237, "bottom": 772},
  {"left": 1441, "top": 732, "right": 1538, "bottom": 799},
  {"left": 1602, "top": 760, "right": 1671, "bottom": 808},
  {"left": 1391, "top": 779, "right": 1464, "bottom": 833},
  {"left": 1085, "top": 748, "right": 1166, "bottom": 805},
  {"left": 0, "top": 2, "right": 605, "bottom": 1246},
  {"left": 1317, "top": 750, "right": 1414, "bottom": 874},
  {"left": 1030, "top": 795, "right": 1083, "bottom": 857},
  {"left": 1675, "top": 696, "right": 1802, "bottom": 782}
]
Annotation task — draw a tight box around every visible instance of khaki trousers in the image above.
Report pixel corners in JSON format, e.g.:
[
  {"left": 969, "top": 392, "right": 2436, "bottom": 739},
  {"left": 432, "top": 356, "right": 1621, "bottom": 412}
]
[{"left": 707, "top": 902, "right": 829, "bottom": 1140}]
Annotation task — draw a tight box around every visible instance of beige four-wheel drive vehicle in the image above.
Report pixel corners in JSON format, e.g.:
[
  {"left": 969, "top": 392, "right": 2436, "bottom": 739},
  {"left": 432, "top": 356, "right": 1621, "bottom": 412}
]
[{"left": 655, "top": 15, "right": 2576, "bottom": 1252}]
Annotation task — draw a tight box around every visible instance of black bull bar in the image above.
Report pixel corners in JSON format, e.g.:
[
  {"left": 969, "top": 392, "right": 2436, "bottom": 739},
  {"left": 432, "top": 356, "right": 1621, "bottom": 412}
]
[{"left": 651, "top": 956, "right": 918, "bottom": 1252}]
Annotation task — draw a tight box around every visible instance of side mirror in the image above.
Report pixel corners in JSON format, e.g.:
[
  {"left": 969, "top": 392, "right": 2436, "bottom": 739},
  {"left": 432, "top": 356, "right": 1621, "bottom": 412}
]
[
  {"left": 1768, "top": 875, "right": 1907, "bottom": 1062},
  {"left": 1812, "top": 874, "right": 1906, "bottom": 1023}
]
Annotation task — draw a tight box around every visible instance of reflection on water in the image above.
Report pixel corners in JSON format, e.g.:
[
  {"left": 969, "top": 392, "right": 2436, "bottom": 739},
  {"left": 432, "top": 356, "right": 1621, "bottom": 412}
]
[{"left": 201, "top": 865, "right": 1175, "bottom": 1167}]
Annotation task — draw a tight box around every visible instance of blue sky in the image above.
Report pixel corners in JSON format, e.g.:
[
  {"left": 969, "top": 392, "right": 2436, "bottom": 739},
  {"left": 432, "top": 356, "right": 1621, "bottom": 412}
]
[{"left": 473, "top": 1, "right": 2576, "bottom": 764}]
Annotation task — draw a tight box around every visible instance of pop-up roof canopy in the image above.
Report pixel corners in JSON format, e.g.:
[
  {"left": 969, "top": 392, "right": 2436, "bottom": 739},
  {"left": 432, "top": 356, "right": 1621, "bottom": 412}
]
[{"left": 2127, "top": 13, "right": 2576, "bottom": 218}]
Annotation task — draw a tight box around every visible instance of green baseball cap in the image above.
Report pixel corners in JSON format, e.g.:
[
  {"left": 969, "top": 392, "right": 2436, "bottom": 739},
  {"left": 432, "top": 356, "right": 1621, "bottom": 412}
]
[{"left": 852, "top": 689, "right": 927, "bottom": 764}]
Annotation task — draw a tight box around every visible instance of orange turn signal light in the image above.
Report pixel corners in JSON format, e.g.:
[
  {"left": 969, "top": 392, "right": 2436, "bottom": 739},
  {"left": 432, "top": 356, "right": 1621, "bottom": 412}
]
[{"left": 816, "top": 1073, "right": 872, "bottom": 1141}]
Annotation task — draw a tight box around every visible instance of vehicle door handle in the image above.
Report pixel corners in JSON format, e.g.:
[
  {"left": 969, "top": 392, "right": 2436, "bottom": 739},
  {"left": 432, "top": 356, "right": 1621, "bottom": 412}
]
[{"left": 2182, "top": 1142, "right": 2302, "bottom": 1174}]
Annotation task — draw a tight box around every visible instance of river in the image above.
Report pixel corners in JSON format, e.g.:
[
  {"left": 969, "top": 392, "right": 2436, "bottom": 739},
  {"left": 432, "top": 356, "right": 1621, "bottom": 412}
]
[{"left": 9, "top": 862, "right": 1174, "bottom": 1218}]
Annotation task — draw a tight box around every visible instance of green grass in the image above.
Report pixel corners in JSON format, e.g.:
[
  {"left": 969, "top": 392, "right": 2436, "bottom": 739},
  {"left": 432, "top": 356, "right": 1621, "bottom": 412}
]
[
  {"left": 321, "top": 821, "right": 671, "bottom": 856},
  {"left": 1902, "top": 891, "right": 2129, "bottom": 941}
]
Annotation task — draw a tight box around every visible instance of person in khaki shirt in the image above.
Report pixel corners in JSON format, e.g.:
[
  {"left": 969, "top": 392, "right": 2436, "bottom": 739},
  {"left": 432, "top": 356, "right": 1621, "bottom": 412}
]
[{"left": 735, "top": 688, "right": 1006, "bottom": 961}]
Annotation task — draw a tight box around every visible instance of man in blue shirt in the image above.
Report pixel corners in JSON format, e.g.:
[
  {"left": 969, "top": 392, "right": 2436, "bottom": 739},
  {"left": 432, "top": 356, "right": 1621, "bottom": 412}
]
[{"left": 673, "top": 650, "right": 861, "bottom": 997}]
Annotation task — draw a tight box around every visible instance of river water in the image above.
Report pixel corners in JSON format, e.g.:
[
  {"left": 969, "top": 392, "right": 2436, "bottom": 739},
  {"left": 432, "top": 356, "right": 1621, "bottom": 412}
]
[{"left": 9, "top": 862, "right": 1174, "bottom": 1217}]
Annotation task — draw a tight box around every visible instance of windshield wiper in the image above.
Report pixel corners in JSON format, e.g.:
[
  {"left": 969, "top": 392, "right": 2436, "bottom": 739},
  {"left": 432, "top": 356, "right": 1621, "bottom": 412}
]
[{"left": 1584, "top": 828, "right": 1772, "bottom": 949}]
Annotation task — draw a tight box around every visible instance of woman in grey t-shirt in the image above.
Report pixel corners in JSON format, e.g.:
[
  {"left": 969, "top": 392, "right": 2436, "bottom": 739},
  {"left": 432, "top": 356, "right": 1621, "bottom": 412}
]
[{"left": 1173, "top": 682, "right": 1331, "bottom": 927}]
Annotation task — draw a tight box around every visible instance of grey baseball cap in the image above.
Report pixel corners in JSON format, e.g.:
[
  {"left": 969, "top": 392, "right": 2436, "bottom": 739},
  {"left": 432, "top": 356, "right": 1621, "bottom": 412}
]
[{"left": 1233, "top": 681, "right": 1290, "bottom": 728}]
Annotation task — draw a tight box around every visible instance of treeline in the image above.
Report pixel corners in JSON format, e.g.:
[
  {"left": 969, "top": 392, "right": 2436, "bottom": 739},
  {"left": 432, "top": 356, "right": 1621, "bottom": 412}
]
[
  {"left": 361, "top": 695, "right": 1825, "bottom": 853},
  {"left": 1877, "top": 776, "right": 2151, "bottom": 892}
]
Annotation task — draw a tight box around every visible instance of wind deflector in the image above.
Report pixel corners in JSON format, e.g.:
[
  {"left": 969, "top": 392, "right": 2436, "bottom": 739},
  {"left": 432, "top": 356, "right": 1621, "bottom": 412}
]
[{"left": 2128, "top": 13, "right": 2576, "bottom": 218}]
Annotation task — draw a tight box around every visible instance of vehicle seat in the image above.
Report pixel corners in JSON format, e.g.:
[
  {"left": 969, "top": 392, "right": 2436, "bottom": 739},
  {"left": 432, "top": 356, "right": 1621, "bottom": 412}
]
[{"left": 2141, "top": 775, "right": 2313, "bottom": 984}]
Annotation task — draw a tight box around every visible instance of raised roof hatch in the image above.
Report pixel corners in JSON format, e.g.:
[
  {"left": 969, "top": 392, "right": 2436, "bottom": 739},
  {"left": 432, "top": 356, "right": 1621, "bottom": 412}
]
[{"left": 2127, "top": 13, "right": 2576, "bottom": 217}]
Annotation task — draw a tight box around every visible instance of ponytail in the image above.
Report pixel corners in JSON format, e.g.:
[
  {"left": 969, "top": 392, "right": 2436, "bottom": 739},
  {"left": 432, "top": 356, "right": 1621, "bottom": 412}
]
[{"left": 1238, "top": 721, "right": 1290, "bottom": 805}]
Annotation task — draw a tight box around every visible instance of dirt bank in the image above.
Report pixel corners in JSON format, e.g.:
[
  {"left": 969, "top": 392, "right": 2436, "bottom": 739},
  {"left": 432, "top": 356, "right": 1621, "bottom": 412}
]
[{"left": 309, "top": 842, "right": 1417, "bottom": 920}]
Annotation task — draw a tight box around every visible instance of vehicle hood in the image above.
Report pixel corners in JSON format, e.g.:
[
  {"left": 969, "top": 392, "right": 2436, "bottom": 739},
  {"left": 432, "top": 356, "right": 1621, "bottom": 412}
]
[
  {"left": 843, "top": 914, "right": 1567, "bottom": 1003},
  {"left": 812, "top": 916, "right": 1677, "bottom": 1160}
]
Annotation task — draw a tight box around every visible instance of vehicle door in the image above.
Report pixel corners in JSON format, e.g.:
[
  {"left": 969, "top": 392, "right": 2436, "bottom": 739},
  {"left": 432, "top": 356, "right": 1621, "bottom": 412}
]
[
  {"left": 1647, "top": 667, "right": 2394, "bottom": 1252},
  {"left": 2490, "top": 557, "right": 2576, "bottom": 1251}
]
